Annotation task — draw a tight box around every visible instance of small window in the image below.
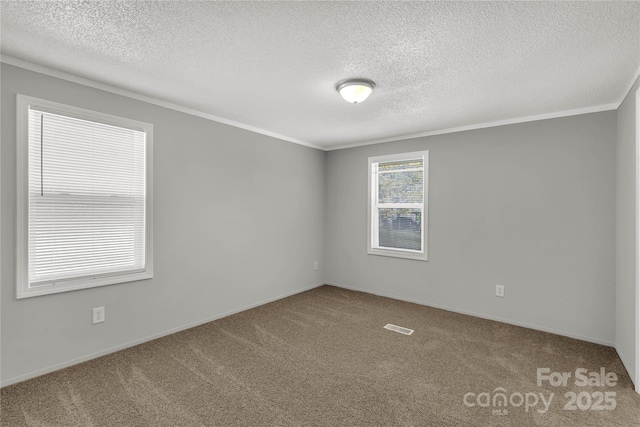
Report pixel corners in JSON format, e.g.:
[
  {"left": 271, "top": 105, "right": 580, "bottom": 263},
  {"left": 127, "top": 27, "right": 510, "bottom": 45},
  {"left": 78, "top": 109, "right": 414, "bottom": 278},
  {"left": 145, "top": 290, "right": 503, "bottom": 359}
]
[
  {"left": 368, "top": 150, "right": 428, "bottom": 261},
  {"left": 16, "top": 95, "right": 153, "bottom": 298}
]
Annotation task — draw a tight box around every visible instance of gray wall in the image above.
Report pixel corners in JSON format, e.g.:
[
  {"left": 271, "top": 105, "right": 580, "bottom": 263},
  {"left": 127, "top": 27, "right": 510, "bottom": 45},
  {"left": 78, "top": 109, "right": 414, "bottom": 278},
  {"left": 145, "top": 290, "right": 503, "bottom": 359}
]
[
  {"left": 616, "top": 75, "right": 639, "bottom": 389},
  {"left": 325, "top": 112, "right": 617, "bottom": 345},
  {"left": 0, "top": 64, "right": 326, "bottom": 385}
]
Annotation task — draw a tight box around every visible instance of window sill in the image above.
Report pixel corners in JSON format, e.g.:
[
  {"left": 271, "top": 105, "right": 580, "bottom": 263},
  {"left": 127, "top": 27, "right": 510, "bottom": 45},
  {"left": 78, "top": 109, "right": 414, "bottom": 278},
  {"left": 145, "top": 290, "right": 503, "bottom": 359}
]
[
  {"left": 368, "top": 248, "right": 428, "bottom": 262},
  {"left": 17, "top": 271, "right": 153, "bottom": 299}
]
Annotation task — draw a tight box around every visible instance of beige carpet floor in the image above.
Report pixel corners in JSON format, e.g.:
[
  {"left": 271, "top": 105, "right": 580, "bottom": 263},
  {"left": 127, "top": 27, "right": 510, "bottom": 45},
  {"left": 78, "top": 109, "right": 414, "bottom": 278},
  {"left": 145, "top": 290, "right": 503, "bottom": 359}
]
[{"left": 1, "top": 285, "right": 639, "bottom": 426}]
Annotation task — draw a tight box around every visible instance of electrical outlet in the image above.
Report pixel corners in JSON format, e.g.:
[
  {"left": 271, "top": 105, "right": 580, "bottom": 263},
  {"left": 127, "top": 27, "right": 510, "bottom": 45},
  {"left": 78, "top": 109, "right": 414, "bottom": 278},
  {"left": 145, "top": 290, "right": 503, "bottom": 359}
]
[
  {"left": 496, "top": 285, "right": 505, "bottom": 298},
  {"left": 314, "top": 261, "right": 319, "bottom": 271},
  {"left": 92, "top": 307, "right": 105, "bottom": 324}
]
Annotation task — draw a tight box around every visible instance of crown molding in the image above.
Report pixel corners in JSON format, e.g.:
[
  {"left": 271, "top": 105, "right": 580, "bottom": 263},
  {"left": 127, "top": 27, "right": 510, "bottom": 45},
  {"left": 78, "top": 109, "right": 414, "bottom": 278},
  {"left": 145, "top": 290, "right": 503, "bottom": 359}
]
[
  {"left": 326, "top": 102, "right": 619, "bottom": 151},
  {"left": 3, "top": 55, "right": 637, "bottom": 153},
  {"left": 0, "top": 55, "right": 323, "bottom": 151},
  {"left": 616, "top": 63, "right": 640, "bottom": 107}
]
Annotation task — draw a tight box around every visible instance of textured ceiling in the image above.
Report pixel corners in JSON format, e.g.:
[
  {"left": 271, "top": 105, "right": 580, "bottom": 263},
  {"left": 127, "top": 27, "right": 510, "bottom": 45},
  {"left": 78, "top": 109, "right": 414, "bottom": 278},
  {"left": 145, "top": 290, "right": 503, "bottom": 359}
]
[{"left": 1, "top": 1, "right": 639, "bottom": 149}]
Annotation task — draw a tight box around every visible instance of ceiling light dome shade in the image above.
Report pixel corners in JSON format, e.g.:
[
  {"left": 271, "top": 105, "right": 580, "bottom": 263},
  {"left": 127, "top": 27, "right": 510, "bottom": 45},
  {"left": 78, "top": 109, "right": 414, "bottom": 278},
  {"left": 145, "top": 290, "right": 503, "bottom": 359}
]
[{"left": 336, "top": 78, "right": 376, "bottom": 103}]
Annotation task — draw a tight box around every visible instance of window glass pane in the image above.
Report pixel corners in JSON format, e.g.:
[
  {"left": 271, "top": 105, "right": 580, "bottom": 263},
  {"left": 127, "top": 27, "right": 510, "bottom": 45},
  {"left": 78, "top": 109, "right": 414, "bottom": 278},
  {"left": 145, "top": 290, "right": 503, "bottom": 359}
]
[
  {"left": 378, "top": 169, "right": 423, "bottom": 203},
  {"left": 377, "top": 208, "right": 422, "bottom": 251}
]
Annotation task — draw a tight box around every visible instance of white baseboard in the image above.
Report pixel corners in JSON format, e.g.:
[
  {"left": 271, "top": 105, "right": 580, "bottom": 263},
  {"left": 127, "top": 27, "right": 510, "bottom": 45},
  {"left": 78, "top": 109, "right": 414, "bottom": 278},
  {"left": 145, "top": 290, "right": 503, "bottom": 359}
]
[
  {"left": 616, "top": 348, "right": 632, "bottom": 383},
  {"left": 1, "top": 283, "right": 324, "bottom": 388},
  {"left": 327, "top": 282, "right": 615, "bottom": 347},
  {"left": 615, "top": 346, "right": 639, "bottom": 394}
]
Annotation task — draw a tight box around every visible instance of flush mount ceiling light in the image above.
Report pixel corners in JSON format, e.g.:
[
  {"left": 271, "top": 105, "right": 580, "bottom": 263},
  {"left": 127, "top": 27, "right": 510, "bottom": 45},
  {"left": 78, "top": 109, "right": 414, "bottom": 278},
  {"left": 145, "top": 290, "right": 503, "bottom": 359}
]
[{"left": 336, "top": 78, "right": 376, "bottom": 104}]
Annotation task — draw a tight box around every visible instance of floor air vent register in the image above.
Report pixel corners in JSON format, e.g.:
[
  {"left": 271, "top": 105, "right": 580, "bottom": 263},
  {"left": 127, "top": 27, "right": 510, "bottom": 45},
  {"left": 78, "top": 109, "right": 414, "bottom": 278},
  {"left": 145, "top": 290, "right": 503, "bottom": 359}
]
[{"left": 383, "top": 324, "right": 414, "bottom": 335}]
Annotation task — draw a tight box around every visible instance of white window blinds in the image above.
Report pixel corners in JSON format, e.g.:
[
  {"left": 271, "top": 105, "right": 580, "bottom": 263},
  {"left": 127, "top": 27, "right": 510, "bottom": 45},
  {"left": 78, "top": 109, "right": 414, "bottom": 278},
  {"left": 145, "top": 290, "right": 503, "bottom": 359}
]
[{"left": 27, "top": 106, "right": 147, "bottom": 286}]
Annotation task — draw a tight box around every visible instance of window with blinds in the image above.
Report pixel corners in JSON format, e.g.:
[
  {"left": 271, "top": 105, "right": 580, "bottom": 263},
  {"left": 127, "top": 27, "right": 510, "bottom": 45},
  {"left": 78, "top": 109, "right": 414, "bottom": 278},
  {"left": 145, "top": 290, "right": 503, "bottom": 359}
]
[
  {"left": 368, "top": 151, "right": 428, "bottom": 261},
  {"left": 16, "top": 95, "right": 153, "bottom": 298}
]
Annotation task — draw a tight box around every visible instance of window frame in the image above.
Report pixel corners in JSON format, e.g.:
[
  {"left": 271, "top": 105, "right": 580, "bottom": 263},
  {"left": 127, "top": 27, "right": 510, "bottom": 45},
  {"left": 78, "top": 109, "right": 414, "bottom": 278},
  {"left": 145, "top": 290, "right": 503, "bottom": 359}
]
[
  {"left": 16, "top": 94, "right": 153, "bottom": 299},
  {"left": 367, "top": 150, "right": 429, "bottom": 261}
]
